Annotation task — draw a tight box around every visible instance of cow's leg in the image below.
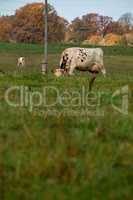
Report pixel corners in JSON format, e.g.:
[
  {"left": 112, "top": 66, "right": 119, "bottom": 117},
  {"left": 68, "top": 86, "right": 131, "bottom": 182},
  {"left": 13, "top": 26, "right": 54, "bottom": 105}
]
[
  {"left": 17, "top": 63, "right": 19, "bottom": 67},
  {"left": 68, "top": 68, "right": 74, "bottom": 75},
  {"left": 68, "top": 64, "right": 76, "bottom": 75},
  {"left": 22, "top": 62, "right": 25, "bottom": 68},
  {"left": 89, "top": 73, "right": 97, "bottom": 91},
  {"left": 19, "top": 64, "right": 23, "bottom": 73}
]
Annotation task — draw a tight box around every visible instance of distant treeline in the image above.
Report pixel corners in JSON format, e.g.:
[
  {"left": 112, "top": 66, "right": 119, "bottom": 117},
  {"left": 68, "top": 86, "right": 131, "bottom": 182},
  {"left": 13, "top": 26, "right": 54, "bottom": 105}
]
[{"left": 0, "top": 3, "right": 133, "bottom": 44}]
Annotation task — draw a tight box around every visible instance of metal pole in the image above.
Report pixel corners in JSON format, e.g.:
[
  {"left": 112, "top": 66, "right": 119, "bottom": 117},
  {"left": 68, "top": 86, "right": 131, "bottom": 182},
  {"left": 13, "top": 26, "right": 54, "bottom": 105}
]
[{"left": 42, "top": 0, "right": 48, "bottom": 74}]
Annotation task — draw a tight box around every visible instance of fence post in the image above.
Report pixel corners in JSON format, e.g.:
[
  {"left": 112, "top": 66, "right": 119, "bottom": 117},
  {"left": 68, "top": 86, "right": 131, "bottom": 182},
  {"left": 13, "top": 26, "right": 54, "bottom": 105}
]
[{"left": 42, "top": 0, "right": 48, "bottom": 74}]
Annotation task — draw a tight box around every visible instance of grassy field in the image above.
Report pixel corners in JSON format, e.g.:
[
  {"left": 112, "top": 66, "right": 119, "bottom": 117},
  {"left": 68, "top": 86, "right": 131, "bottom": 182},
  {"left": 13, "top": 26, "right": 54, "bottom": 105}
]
[{"left": 0, "top": 43, "right": 133, "bottom": 200}]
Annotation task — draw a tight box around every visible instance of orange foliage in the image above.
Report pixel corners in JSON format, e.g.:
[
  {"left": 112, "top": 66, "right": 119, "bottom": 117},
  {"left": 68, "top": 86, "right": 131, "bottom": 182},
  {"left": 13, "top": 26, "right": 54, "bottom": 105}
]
[
  {"left": 0, "top": 3, "right": 132, "bottom": 44},
  {"left": 83, "top": 33, "right": 124, "bottom": 46},
  {"left": 100, "top": 33, "right": 123, "bottom": 46},
  {"left": 86, "top": 35, "right": 102, "bottom": 45},
  {"left": 0, "top": 3, "right": 67, "bottom": 43},
  {"left": 0, "top": 16, "right": 13, "bottom": 42}
]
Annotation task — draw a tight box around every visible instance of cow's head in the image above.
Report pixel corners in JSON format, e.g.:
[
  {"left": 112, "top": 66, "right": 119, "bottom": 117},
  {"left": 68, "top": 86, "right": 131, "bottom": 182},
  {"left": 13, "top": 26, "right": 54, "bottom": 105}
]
[{"left": 52, "top": 68, "right": 67, "bottom": 77}]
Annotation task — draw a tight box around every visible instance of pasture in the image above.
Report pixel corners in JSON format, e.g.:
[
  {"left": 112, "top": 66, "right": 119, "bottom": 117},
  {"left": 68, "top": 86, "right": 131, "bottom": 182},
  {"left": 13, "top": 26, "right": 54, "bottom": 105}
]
[{"left": 0, "top": 43, "right": 133, "bottom": 199}]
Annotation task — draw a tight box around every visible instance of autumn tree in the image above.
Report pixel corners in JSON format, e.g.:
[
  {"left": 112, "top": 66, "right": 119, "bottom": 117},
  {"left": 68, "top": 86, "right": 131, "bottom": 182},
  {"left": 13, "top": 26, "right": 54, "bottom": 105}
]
[
  {"left": 118, "top": 13, "right": 133, "bottom": 31},
  {"left": 107, "top": 21, "right": 124, "bottom": 35},
  {"left": 0, "top": 3, "right": 132, "bottom": 44},
  {"left": 0, "top": 16, "right": 13, "bottom": 42},
  {"left": 66, "top": 17, "right": 83, "bottom": 42},
  {"left": 12, "top": 3, "right": 68, "bottom": 43},
  {"left": 68, "top": 13, "right": 113, "bottom": 42},
  {"left": 96, "top": 15, "right": 113, "bottom": 37},
  {"left": 67, "top": 14, "right": 100, "bottom": 43},
  {"left": 0, "top": 3, "right": 68, "bottom": 43},
  {"left": 12, "top": 3, "right": 44, "bottom": 43}
]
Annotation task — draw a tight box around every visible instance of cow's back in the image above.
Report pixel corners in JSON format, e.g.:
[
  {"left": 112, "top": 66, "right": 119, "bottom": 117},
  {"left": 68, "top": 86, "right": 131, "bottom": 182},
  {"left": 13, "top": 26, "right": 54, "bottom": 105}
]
[
  {"left": 69, "top": 47, "right": 103, "bottom": 66},
  {"left": 60, "top": 47, "right": 104, "bottom": 70}
]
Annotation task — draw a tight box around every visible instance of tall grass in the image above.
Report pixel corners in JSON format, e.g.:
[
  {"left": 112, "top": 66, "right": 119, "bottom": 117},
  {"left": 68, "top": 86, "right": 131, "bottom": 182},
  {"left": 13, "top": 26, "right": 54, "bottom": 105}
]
[{"left": 0, "top": 43, "right": 133, "bottom": 199}]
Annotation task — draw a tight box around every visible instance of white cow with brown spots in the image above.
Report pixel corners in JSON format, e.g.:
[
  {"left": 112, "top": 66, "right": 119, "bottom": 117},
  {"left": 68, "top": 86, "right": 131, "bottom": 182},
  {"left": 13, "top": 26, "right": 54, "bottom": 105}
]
[{"left": 58, "top": 47, "right": 106, "bottom": 90}]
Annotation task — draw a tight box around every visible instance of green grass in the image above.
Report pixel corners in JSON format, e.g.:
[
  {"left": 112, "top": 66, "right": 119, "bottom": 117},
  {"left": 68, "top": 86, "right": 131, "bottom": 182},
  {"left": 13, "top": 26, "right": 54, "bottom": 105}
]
[
  {"left": 0, "top": 42, "right": 133, "bottom": 200},
  {"left": 0, "top": 42, "right": 133, "bottom": 55}
]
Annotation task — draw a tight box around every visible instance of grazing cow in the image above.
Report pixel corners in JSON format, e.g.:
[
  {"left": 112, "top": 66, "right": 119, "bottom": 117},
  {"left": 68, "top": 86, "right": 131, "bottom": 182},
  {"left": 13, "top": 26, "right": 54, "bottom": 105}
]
[
  {"left": 58, "top": 47, "right": 106, "bottom": 90},
  {"left": 17, "top": 57, "right": 25, "bottom": 70}
]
